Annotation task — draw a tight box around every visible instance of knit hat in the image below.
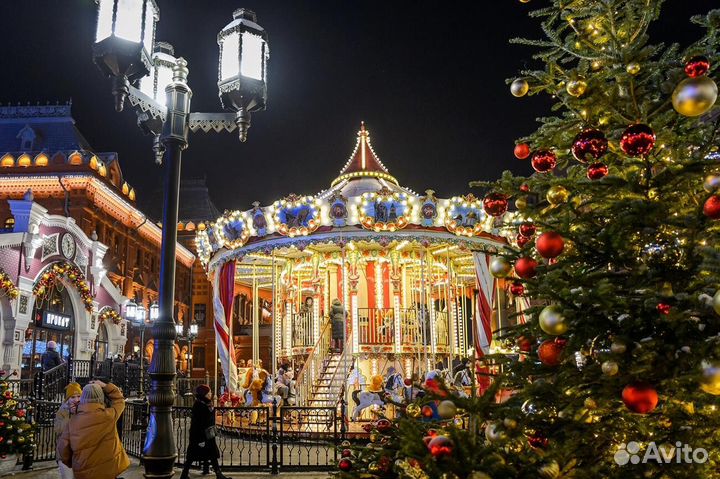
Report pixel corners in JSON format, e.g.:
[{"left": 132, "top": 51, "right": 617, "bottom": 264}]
[
  {"left": 195, "top": 384, "right": 211, "bottom": 398},
  {"left": 65, "top": 382, "right": 82, "bottom": 400},
  {"left": 80, "top": 383, "right": 104, "bottom": 405},
  {"left": 47, "top": 341, "right": 57, "bottom": 350}
]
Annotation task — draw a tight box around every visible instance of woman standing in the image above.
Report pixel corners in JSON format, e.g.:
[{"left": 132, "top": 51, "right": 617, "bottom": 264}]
[
  {"left": 56, "top": 380, "right": 129, "bottom": 479},
  {"left": 179, "top": 385, "right": 231, "bottom": 479}
]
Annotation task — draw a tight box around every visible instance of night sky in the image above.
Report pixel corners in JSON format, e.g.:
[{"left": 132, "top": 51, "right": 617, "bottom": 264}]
[{"left": 0, "top": 1, "right": 717, "bottom": 216}]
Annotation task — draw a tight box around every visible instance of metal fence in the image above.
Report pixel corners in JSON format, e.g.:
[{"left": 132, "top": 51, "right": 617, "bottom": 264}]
[{"left": 29, "top": 399, "right": 344, "bottom": 474}]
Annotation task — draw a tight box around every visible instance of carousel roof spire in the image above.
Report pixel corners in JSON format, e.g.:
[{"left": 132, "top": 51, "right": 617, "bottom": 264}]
[{"left": 331, "top": 122, "right": 398, "bottom": 187}]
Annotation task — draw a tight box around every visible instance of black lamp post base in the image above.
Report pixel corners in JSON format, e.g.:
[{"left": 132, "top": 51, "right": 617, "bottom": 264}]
[{"left": 142, "top": 455, "right": 177, "bottom": 479}]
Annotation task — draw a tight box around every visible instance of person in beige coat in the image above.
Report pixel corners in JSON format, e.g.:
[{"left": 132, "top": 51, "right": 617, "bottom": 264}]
[
  {"left": 57, "top": 380, "right": 130, "bottom": 479},
  {"left": 54, "top": 382, "right": 82, "bottom": 479}
]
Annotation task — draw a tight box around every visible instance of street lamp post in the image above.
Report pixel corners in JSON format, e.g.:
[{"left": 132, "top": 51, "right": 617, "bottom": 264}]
[
  {"left": 92, "top": 3, "right": 268, "bottom": 477},
  {"left": 124, "top": 301, "right": 153, "bottom": 396},
  {"left": 188, "top": 320, "right": 198, "bottom": 373}
]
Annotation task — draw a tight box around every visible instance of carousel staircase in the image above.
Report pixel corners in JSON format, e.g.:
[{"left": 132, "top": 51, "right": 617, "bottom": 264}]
[{"left": 308, "top": 351, "right": 354, "bottom": 408}]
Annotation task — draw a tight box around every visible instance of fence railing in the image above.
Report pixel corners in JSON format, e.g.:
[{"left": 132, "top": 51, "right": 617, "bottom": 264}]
[
  {"left": 29, "top": 397, "right": 345, "bottom": 474},
  {"left": 358, "top": 308, "right": 395, "bottom": 345},
  {"left": 292, "top": 311, "right": 316, "bottom": 349}
]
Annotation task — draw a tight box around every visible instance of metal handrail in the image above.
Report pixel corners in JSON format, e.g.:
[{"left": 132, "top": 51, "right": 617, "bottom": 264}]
[
  {"left": 295, "top": 318, "right": 332, "bottom": 407},
  {"left": 326, "top": 336, "right": 353, "bottom": 407}
]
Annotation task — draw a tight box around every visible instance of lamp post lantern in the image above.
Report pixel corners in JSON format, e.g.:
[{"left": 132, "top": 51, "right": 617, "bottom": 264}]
[
  {"left": 92, "top": 4, "right": 268, "bottom": 477},
  {"left": 188, "top": 320, "right": 198, "bottom": 373}
]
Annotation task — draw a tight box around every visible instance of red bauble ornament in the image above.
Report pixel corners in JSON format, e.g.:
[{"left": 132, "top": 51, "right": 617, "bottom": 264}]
[
  {"left": 427, "top": 436, "right": 454, "bottom": 458},
  {"left": 622, "top": 382, "right": 659, "bottom": 414},
  {"left": 341, "top": 449, "right": 352, "bottom": 458},
  {"left": 516, "top": 335, "right": 533, "bottom": 352},
  {"left": 536, "top": 231, "right": 565, "bottom": 259},
  {"left": 362, "top": 423, "right": 374, "bottom": 433},
  {"left": 620, "top": 124, "right": 656, "bottom": 157},
  {"left": 509, "top": 282, "right": 525, "bottom": 296},
  {"left": 516, "top": 234, "right": 532, "bottom": 248},
  {"left": 586, "top": 162, "right": 609, "bottom": 180},
  {"left": 518, "top": 222, "right": 536, "bottom": 238},
  {"left": 403, "top": 378, "right": 413, "bottom": 387},
  {"left": 520, "top": 184, "right": 530, "bottom": 193},
  {"left": 375, "top": 418, "right": 391, "bottom": 433},
  {"left": 338, "top": 458, "right": 353, "bottom": 471},
  {"left": 703, "top": 195, "right": 720, "bottom": 219},
  {"left": 572, "top": 128, "right": 608, "bottom": 163},
  {"left": 527, "top": 432, "right": 549, "bottom": 449},
  {"left": 483, "top": 193, "right": 508, "bottom": 217},
  {"left": 531, "top": 149, "right": 557, "bottom": 173},
  {"left": 514, "top": 143, "right": 531, "bottom": 160},
  {"left": 685, "top": 55, "right": 710, "bottom": 78},
  {"left": 514, "top": 257, "right": 538, "bottom": 279},
  {"left": 538, "top": 338, "right": 567, "bottom": 366},
  {"left": 421, "top": 405, "right": 434, "bottom": 418},
  {"left": 657, "top": 302, "right": 671, "bottom": 315}
]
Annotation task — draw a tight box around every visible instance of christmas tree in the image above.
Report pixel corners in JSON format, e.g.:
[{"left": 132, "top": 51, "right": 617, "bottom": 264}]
[
  {"left": 337, "top": 1, "right": 720, "bottom": 478},
  {"left": 0, "top": 372, "right": 34, "bottom": 459}
]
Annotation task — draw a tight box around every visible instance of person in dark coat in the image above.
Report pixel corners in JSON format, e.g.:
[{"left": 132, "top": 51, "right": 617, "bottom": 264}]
[
  {"left": 42, "top": 341, "right": 63, "bottom": 371},
  {"left": 179, "top": 385, "right": 230, "bottom": 479}
]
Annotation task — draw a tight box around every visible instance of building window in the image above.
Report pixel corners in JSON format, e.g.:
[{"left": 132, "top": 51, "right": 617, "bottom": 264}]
[
  {"left": 4, "top": 217, "right": 14, "bottom": 231},
  {"left": 193, "top": 304, "right": 206, "bottom": 326},
  {"left": 136, "top": 248, "right": 142, "bottom": 267},
  {"left": 193, "top": 346, "right": 205, "bottom": 369}
]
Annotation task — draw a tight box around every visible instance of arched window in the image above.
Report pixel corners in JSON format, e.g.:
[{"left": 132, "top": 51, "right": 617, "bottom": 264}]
[
  {"left": 4, "top": 217, "right": 14, "bottom": 231},
  {"left": 16, "top": 154, "right": 31, "bottom": 167},
  {"left": 0, "top": 154, "right": 14, "bottom": 167},
  {"left": 68, "top": 152, "right": 83, "bottom": 166},
  {"left": 34, "top": 153, "right": 49, "bottom": 166},
  {"left": 96, "top": 322, "right": 109, "bottom": 361}
]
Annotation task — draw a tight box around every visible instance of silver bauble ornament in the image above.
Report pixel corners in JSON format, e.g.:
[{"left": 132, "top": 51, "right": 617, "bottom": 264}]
[
  {"left": 484, "top": 421, "right": 507, "bottom": 443},
  {"left": 490, "top": 257, "right": 513, "bottom": 278}
]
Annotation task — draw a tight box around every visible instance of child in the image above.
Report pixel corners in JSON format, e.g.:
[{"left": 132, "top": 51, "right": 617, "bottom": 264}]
[{"left": 54, "top": 382, "right": 82, "bottom": 479}]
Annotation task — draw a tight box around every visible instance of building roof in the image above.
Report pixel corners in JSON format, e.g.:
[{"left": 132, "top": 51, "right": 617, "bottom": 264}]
[{"left": 0, "top": 103, "right": 92, "bottom": 152}]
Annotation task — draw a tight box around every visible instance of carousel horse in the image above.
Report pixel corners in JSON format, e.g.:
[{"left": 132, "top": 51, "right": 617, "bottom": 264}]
[
  {"left": 351, "top": 375, "right": 386, "bottom": 420},
  {"left": 452, "top": 368, "right": 472, "bottom": 398},
  {"left": 384, "top": 368, "right": 405, "bottom": 403}
]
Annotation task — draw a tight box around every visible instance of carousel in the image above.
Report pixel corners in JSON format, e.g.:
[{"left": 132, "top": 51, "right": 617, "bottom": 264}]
[{"left": 197, "top": 123, "right": 515, "bottom": 423}]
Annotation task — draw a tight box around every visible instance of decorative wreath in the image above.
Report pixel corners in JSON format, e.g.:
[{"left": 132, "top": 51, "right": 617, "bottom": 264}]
[
  {"left": 33, "top": 262, "right": 94, "bottom": 312},
  {"left": 99, "top": 307, "right": 122, "bottom": 325},
  {"left": 0, "top": 270, "right": 18, "bottom": 300}
]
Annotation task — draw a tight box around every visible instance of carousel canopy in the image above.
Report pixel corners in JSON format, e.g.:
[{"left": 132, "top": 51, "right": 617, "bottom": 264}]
[{"left": 196, "top": 123, "right": 514, "bottom": 272}]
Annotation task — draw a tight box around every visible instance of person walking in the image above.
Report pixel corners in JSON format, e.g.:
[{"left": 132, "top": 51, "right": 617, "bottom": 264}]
[
  {"left": 53, "top": 382, "right": 82, "bottom": 479},
  {"left": 41, "top": 340, "right": 62, "bottom": 370},
  {"left": 179, "top": 384, "right": 231, "bottom": 479},
  {"left": 57, "top": 380, "right": 129, "bottom": 479}
]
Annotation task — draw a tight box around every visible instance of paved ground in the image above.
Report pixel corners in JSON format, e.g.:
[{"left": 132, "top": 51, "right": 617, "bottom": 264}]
[{"left": 0, "top": 460, "right": 330, "bottom": 479}]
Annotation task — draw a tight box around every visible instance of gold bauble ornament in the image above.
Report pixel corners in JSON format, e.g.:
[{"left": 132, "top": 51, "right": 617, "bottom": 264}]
[
  {"left": 369, "top": 431, "right": 379, "bottom": 443},
  {"left": 519, "top": 0, "right": 531, "bottom": 3},
  {"left": 591, "top": 60, "right": 602, "bottom": 71},
  {"left": 610, "top": 340, "right": 627, "bottom": 354},
  {"left": 704, "top": 175, "right": 720, "bottom": 193},
  {"left": 546, "top": 185, "right": 570, "bottom": 205},
  {"left": 490, "top": 257, "right": 513, "bottom": 278},
  {"left": 672, "top": 76, "right": 718, "bottom": 117},
  {"left": 626, "top": 62, "right": 641, "bottom": 75},
  {"left": 453, "top": 417, "right": 464, "bottom": 427},
  {"left": 566, "top": 79, "right": 588, "bottom": 97},
  {"left": 510, "top": 79, "right": 530, "bottom": 97},
  {"left": 406, "top": 403, "right": 421, "bottom": 418},
  {"left": 700, "top": 363, "right": 720, "bottom": 395},
  {"left": 601, "top": 360, "right": 619, "bottom": 376},
  {"left": 659, "top": 282, "right": 674, "bottom": 298},
  {"left": 438, "top": 400, "right": 457, "bottom": 419},
  {"left": 368, "top": 462, "right": 381, "bottom": 474},
  {"left": 538, "top": 305, "right": 568, "bottom": 336},
  {"left": 515, "top": 196, "right": 528, "bottom": 211},
  {"left": 503, "top": 418, "right": 518, "bottom": 429}
]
